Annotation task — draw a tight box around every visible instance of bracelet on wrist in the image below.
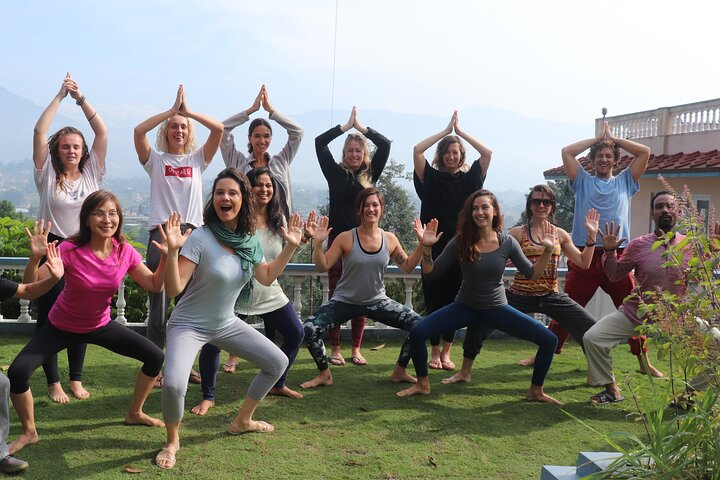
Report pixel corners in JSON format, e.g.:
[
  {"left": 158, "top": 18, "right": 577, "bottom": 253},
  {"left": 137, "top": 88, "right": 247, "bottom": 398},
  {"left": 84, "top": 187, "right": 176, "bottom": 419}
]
[
  {"left": 585, "top": 241, "right": 596, "bottom": 247},
  {"left": 76, "top": 95, "right": 86, "bottom": 106}
]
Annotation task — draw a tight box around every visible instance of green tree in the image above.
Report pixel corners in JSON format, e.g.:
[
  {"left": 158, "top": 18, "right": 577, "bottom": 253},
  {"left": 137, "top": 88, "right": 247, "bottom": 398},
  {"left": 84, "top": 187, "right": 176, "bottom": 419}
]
[
  {"left": 376, "top": 159, "right": 418, "bottom": 248},
  {"left": 0, "top": 200, "right": 25, "bottom": 220}
]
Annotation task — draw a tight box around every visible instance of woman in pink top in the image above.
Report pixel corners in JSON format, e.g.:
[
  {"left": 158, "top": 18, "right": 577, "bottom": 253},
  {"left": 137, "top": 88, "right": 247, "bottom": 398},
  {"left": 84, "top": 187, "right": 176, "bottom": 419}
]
[{"left": 7, "top": 191, "right": 168, "bottom": 454}]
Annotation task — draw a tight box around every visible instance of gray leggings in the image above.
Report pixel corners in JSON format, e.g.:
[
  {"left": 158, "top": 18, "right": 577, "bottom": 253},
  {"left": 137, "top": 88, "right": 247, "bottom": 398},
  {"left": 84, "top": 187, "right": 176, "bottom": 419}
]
[{"left": 162, "top": 319, "right": 288, "bottom": 423}]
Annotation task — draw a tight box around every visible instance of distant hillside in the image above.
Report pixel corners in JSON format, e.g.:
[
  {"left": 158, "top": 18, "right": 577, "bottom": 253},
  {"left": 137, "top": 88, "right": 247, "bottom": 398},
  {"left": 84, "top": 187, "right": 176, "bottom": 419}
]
[{"left": 0, "top": 86, "right": 591, "bottom": 191}]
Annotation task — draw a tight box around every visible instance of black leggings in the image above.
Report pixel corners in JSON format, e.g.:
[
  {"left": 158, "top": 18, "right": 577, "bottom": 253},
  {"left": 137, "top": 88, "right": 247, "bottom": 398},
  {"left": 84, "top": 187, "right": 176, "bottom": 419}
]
[
  {"left": 8, "top": 322, "right": 164, "bottom": 394},
  {"left": 36, "top": 233, "right": 87, "bottom": 385}
]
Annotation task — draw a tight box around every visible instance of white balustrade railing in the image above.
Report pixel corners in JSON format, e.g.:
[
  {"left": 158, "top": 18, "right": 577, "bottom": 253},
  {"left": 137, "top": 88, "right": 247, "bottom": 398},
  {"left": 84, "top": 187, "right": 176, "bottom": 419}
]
[
  {"left": 600, "top": 98, "right": 720, "bottom": 139},
  {"left": 2, "top": 257, "right": 615, "bottom": 329}
]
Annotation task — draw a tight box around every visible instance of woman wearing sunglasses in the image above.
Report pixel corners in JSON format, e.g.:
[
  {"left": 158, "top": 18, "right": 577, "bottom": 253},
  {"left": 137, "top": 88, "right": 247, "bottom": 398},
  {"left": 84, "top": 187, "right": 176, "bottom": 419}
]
[{"left": 442, "top": 184, "right": 601, "bottom": 385}]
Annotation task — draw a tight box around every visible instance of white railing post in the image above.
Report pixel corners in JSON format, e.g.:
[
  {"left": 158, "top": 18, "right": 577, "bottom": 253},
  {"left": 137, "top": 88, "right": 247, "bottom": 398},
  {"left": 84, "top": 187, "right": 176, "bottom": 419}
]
[
  {"left": 18, "top": 299, "right": 31, "bottom": 322},
  {"left": 115, "top": 281, "right": 127, "bottom": 325},
  {"left": 293, "top": 277, "right": 303, "bottom": 315}
]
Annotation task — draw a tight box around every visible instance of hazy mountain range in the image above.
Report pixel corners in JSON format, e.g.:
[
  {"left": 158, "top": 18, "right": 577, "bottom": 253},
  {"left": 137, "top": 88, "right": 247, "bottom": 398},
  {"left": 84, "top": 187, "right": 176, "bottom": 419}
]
[{"left": 0, "top": 86, "right": 587, "bottom": 188}]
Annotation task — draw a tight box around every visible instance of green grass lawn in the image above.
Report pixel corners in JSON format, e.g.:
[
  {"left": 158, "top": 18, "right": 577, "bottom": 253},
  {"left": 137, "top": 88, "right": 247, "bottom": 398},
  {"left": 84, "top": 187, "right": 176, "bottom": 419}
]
[{"left": 0, "top": 334, "right": 652, "bottom": 479}]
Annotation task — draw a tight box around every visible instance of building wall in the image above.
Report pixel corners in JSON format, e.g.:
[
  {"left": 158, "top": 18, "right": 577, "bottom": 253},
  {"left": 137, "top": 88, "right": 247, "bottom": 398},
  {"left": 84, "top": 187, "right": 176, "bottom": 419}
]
[{"left": 631, "top": 176, "right": 718, "bottom": 238}]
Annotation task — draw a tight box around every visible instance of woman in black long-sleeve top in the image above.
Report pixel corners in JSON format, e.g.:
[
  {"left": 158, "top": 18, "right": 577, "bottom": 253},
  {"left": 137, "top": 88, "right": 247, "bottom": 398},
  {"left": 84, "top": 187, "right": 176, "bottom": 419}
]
[{"left": 315, "top": 106, "right": 390, "bottom": 366}]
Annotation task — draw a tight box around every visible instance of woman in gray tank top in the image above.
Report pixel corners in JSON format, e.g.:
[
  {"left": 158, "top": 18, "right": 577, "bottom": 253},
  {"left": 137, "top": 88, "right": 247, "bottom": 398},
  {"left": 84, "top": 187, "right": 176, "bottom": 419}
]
[{"left": 300, "top": 188, "right": 438, "bottom": 390}]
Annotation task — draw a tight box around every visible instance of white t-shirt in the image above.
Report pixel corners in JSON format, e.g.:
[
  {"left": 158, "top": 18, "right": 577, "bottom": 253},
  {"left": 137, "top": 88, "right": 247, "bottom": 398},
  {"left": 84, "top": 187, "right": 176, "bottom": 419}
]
[
  {"left": 34, "top": 149, "right": 105, "bottom": 239},
  {"left": 143, "top": 148, "right": 208, "bottom": 229}
]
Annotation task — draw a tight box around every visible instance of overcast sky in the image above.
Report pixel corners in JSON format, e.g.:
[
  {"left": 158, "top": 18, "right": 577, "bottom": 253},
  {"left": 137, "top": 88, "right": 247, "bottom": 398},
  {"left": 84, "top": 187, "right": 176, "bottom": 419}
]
[{"left": 3, "top": 0, "right": 718, "bottom": 187}]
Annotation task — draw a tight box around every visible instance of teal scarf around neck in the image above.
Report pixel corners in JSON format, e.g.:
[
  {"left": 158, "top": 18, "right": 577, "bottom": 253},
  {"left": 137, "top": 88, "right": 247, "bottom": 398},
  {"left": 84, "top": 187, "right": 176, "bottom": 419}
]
[{"left": 208, "top": 222, "right": 263, "bottom": 305}]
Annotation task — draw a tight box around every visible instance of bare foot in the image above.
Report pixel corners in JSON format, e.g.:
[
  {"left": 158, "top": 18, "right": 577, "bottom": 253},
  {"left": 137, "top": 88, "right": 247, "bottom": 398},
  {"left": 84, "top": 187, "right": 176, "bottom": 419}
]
[
  {"left": 69, "top": 381, "right": 91, "bottom": 400},
  {"left": 190, "top": 399, "right": 215, "bottom": 416},
  {"left": 428, "top": 355, "right": 442, "bottom": 370},
  {"left": 639, "top": 365, "right": 664, "bottom": 378},
  {"left": 268, "top": 386, "right": 304, "bottom": 398},
  {"left": 389, "top": 370, "right": 417, "bottom": 384},
  {"left": 9, "top": 431, "right": 39, "bottom": 454},
  {"left": 396, "top": 383, "right": 431, "bottom": 397},
  {"left": 440, "top": 356, "right": 455, "bottom": 371},
  {"left": 525, "top": 390, "right": 564, "bottom": 406},
  {"left": 155, "top": 443, "right": 179, "bottom": 469},
  {"left": 48, "top": 383, "right": 69, "bottom": 404},
  {"left": 441, "top": 371, "right": 472, "bottom": 384},
  {"left": 124, "top": 411, "right": 165, "bottom": 427},
  {"left": 228, "top": 419, "right": 275, "bottom": 435},
  {"left": 300, "top": 372, "right": 333, "bottom": 389},
  {"left": 517, "top": 355, "right": 536, "bottom": 367}
]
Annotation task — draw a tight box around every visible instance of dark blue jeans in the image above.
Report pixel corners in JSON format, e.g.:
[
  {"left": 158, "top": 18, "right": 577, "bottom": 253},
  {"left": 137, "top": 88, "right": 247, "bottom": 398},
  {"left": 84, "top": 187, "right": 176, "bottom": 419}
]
[{"left": 409, "top": 302, "right": 557, "bottom": 385}]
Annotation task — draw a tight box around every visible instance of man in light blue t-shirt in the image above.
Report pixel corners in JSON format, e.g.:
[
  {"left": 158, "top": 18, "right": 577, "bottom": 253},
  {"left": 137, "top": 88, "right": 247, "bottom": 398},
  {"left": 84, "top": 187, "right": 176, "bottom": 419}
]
[{"left": 552, "top": 121, "right": 661, "bottom": 377}]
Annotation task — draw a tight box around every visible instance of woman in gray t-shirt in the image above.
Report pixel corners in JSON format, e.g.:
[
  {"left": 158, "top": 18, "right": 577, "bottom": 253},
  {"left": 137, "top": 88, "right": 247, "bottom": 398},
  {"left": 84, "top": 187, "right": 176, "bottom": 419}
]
[{"left": 397, "top": 189, "right": 564, "bottom": 405}]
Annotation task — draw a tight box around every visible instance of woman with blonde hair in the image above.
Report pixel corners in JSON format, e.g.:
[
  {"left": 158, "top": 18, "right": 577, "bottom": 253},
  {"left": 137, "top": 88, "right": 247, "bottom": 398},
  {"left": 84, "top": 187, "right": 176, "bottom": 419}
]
[
  {"left": 134, "top": 85, "right": 223, "bottom": 386},
  {"left": 315, "top": 107, "right": 391, "bottom": 366},
  {"left": 32, "top": 72, "right": 108, "bottom": 403}
]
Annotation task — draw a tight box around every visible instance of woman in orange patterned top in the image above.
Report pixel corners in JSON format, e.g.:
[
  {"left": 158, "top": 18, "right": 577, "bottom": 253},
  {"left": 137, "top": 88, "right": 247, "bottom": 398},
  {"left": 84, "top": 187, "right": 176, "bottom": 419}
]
[{"left": 442, "top": 184, "right": 600, "bottom": 384}]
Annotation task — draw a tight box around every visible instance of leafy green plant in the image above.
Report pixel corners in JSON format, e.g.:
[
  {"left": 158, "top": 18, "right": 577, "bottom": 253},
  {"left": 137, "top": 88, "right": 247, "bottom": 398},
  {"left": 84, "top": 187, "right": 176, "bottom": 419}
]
[{"left": 584, "top": 180, "right": 720, "bottom": 479}]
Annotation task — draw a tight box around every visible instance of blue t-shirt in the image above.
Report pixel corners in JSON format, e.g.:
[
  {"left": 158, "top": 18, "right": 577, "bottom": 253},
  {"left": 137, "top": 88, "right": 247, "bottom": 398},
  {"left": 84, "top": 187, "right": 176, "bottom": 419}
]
[
  {"left": 571, "top": 167, "right": 638, "bottom": 247},
  {"left": 169, "top": 226, "right": 263, "bottom": 332}
]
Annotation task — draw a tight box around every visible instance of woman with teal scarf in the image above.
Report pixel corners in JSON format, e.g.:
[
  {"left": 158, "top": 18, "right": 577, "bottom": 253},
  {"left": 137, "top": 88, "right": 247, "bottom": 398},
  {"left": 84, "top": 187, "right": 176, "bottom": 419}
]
[{"left": 155, "top": 168, "right": 303, "bottom": 470}]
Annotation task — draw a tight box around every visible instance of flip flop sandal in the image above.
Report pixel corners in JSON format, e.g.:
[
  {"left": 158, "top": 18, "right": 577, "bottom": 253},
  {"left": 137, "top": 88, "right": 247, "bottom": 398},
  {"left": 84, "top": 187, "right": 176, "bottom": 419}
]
[
  {"left": 188, "top": 371, "right": 202, "bottom": 384},
  {"left": 428, "top": 359, "right": 443, "bottom": 370},
  {"left": 589, "top": 390, "right": 625, "bottom": 405},
  {"left": 441, "top": 359, "right": 456, "bottom": 371},
  {"left": 155, "top": 448, "right": 176, "bottom": 469},
  {"left": 328, "top": 355, "right": 345, "bottom": 366},
  {"left": 351, "top": 356, "right": 367, "bottom": 366},
  {"left": 222, "top": 362, "right": 238, "bottom": 373}
]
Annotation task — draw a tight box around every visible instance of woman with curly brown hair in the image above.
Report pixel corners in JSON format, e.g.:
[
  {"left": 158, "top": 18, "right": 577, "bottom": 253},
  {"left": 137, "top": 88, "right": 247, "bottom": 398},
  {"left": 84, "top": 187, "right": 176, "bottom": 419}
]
[
  {"left": 397, "top": 189, "right": 562, "bottom": 404},
  {"left": 32, "top": 72, "right": 108, "bottom": 403}
]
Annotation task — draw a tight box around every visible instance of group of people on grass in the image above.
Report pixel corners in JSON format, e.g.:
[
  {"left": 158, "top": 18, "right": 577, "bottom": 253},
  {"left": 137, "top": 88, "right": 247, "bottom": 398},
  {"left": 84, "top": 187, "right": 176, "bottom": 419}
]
[{"left": 0, "top": 74, "right": 698, "bottom": 472}]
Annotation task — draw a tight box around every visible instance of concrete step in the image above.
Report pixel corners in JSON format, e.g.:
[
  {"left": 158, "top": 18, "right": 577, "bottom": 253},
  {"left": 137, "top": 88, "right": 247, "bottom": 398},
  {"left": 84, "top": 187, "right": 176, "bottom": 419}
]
[
  {"left": 575, "top": 451, "right": 623, "bottom": 477},
  {"left": 540, "top": 465, "right": 581, "bottom": 480}
]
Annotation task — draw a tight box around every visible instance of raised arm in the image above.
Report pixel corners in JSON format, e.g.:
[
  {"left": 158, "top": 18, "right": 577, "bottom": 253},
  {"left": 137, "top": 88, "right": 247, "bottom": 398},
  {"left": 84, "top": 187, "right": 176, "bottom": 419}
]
[
  {"left": 65, "top": 74, "right": 108, "bottom": 168},
  {"left": 310, "top": 216, "right": 345, "bottom": 273},
  {"left": 134, "top": 85, "right": 183, "bottom": 164},
  {"left": 220, "top": 86, "right": 262, "bottom": 167},
  {"left": 178, "top": 90, "right": 223, "bottom": 165},
  {"left": 604, "top": 122, "right": 651, "bottom": 181},
  {"left": 162, "top": 212, "right": 195, "bottom": 297},
  {"left": 558, "top": 208, "right": 600, "bottom": 269},
  {"left": 454, "top": 113, "right": 492, "bottom": 176},
  {"left": 254, "top": 212, "right": 302, "bottom": 285},
  {"left": 560, "top": 125, "right": 605, "bottom": 182},
  {"left": 599, "top": 221, "right": 635, "bottom": 281},
  {"left": 14, "top": 242, "right": 63, "bottom": 300},
  {"left": 390, "top": 219, "right": 435, "bottom": 273},
  {"left": 414, "top": 111, "right": 456, "bottom": 182},
  {"left": 33, "top": 74, "right": 70, "bottom": 169},
  {"left": 266, "top": 88, "right": 304, "bottom": 166},
  {"left": 524, "top": 222, "right": 555, "bottom": 281}
]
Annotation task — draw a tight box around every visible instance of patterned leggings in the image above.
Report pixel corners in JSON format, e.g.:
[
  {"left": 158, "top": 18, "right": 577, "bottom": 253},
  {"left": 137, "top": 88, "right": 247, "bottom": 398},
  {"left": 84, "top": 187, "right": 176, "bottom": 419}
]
[{"left": 303, "top": 298, "right": 422, "bottom": 372}]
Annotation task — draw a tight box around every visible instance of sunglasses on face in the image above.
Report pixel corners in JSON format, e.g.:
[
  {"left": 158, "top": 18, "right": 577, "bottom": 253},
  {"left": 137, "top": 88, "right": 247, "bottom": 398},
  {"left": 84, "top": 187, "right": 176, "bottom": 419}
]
[{"left": 530, "top": 199, "right": 554, "bottom": 207}]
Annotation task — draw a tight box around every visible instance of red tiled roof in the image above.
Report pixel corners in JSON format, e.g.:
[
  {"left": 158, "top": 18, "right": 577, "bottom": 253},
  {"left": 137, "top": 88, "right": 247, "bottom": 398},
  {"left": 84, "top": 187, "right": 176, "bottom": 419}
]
[{"left": 544, "top": 150, "right": 720, "bottom": 178}]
